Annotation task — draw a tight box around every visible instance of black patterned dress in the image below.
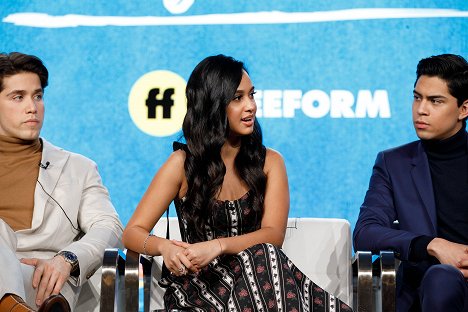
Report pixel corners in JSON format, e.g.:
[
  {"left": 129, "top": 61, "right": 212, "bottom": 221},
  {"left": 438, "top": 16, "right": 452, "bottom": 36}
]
[{"left": 159, "top": 191, "right": 352, "bottom": 312}]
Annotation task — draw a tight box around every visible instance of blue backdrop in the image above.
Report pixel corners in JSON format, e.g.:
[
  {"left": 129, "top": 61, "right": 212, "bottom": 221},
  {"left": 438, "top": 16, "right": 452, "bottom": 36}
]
[{"left": 2, "top": 1, "right": 467, "bottom": 228}]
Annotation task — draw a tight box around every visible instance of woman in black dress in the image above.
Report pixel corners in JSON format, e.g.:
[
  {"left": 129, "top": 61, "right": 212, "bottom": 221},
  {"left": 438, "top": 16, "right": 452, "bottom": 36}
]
[{"left": 123, "top": 55, "right": 352, "bottom": 312}]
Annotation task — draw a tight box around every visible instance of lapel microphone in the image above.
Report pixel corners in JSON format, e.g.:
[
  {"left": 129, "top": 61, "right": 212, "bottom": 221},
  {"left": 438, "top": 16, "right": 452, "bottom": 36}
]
[{"left": 39, "top": 161, "right": 50, "bottom": 169}]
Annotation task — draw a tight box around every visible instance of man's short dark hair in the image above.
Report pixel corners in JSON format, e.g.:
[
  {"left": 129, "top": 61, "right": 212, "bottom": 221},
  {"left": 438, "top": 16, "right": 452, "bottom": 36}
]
[
  {"left": 0, "top": 52, "right": 49, "bottom": 92},
  {"left": 415, "top": 54, "right": 468, "bottom": 107}
]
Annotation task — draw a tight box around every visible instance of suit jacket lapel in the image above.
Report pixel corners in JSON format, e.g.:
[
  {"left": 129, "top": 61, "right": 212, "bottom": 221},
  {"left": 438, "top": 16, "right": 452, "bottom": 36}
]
[
  {"left": 410, "top": 141, "right": 437, "bottom": 233},
  {"left": 32, "top": 139, "right": 69, "bottom": 230}
]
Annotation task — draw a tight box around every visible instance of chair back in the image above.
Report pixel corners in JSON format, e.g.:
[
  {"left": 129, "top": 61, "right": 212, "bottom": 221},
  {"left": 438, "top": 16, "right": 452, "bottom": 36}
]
[
  {"left": 282, "top": 218, "right": 352, "bottom": 306},
  {"left": 150, "top": 217, "right": 353, "bottom": 310}
]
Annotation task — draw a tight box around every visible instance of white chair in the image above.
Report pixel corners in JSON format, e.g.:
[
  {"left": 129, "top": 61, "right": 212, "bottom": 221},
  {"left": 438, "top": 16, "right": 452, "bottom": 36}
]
[
  {"left": 149, "top": 217, "right": 352, "bottom": 310},
  {"left": 100, "top": 218, "right": 383, "bottom": 311},
  {"left": 283, "top": 218, "right": 353, "bottom": 304}
]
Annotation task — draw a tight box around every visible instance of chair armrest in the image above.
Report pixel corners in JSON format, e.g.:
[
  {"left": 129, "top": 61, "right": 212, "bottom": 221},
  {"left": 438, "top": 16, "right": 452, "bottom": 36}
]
[
  {"left": 124, "top": 249, "right": 140, "bottom": 311},
  {"left": 373, "top": 251, "right": 397, "bottom": 312},
  {"left": 100, "top": 248, "right": 156, "bottom": 312},
  {"left": 352, "top": 251, "right": 373, "bottom": 311},
  {"left": 353, "top": 250, "right": 398, "bottom": 312},
  {"left": 140, "top": 253, "right": 154, "bottom": 312},
  {"left": 100, "top": 248, "right": 125, "bottom": 312}
]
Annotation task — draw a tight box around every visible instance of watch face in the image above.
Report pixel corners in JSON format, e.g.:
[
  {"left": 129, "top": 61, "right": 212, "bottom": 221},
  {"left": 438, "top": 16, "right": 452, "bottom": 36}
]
[
  {"left": 65, "top": 252, "right": 77, "bottom": 261},
  {"left": 61, "top": 251, "right": 78, "bottom": 263},
  {"left": 57, "top": 251, "right": 79, "bottom": 274}
]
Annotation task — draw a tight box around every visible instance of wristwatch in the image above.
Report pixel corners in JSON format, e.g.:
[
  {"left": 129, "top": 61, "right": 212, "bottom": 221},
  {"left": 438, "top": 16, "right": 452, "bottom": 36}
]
[{"left": 56, "top": 251, "right": 79, "bottom": 275}]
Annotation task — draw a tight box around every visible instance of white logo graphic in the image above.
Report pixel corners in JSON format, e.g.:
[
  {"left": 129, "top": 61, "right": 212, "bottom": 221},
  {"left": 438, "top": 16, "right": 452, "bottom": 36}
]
[
  {"left": 163, "top": 0, "right": 195, "bottom": 14},
  {"left": 256, "top": 89, "right": 391, "bottom": 118}
]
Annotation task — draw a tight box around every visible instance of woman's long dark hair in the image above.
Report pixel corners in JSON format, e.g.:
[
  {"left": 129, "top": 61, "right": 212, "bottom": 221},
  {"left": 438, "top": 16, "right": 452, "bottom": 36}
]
[{"left": 181, "top": 55, "right": 266, "bottom": 241}]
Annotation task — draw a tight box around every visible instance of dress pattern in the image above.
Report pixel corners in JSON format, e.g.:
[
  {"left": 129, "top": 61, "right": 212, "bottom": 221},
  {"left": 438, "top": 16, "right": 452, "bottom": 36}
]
[{"left": 159, "top": 191, "right": 352, "bottom": 312}]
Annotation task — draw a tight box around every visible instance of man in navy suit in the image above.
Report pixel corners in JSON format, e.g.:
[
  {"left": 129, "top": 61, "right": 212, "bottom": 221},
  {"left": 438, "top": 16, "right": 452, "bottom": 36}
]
[{"left": 354, "top": 54, "right": 468, "bottom": 312}]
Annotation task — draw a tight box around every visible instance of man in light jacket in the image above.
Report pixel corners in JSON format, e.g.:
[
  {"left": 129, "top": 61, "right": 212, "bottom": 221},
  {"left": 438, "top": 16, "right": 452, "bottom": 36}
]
[{"left": 0, "top": 52, "right": 123, "bottom": 312}]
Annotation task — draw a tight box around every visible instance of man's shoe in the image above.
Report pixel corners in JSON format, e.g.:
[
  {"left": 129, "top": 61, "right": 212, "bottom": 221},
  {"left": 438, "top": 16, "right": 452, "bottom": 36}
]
[
  {"left": 37, "top": 295, "right": 70, "bottom": 312},
  {"left": 0, "top": 294, "right": 35, "bottom": 312}
]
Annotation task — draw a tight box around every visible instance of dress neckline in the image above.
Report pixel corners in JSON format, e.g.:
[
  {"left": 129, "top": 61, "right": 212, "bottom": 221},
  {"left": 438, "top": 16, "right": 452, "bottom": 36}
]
[
  {"left": 215, "top": 190, "right": 251, "bottom": 204},
  {"left": 178, "top": 190, "right": 251, "bottom": 204}
]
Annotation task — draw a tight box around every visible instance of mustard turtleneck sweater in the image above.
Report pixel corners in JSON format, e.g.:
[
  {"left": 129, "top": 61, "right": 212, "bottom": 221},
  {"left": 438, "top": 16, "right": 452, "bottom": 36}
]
[{"left": 0, "top": 135, "right": 42, "bottom": 231}]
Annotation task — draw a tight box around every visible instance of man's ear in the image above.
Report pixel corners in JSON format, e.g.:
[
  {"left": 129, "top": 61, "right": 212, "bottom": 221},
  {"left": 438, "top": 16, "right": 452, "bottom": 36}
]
[{"left": 459, "top": 100, "right": 468, "bottom": 121}]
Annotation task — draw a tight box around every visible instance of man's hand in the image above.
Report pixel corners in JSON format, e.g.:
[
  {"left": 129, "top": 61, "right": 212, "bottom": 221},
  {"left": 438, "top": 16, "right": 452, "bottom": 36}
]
[
  {"left": 20, "top": 256, "right": 72, "bottom": 307},
  {"left": 427, "top": 238, "right": 468, "bottom": 277}
]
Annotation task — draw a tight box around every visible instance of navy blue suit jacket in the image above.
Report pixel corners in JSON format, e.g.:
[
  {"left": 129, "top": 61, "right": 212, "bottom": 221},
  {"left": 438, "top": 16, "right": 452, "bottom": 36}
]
[{"left": 353, "top": 139, "right": 441, "bottom": 310}]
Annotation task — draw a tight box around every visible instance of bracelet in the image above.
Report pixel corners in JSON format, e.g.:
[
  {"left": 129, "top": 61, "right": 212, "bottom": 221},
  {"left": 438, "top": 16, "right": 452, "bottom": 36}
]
[
  {"left": 143, "top": 234, "right": 154, "bottom": 255},
  {"left": 216, "top": 238, "right": 223, "bottom": 254}
]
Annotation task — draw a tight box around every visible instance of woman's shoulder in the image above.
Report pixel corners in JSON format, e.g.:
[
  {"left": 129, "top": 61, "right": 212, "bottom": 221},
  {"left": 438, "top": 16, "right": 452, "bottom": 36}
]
[
  {"left": 159, "top": 144, "right": 186, "bottom": 178},
  {"left": 265, "top": 147, "right": 284, "bottom": 162},
  {"left": 162, "top": 148, "right": 187, "bottom": 195},
  {"left": 264, "top": 147, "right": 286, "bottom": 172},
  {"left": 167, "top": 148, "right": 186, "bottom": 167}
]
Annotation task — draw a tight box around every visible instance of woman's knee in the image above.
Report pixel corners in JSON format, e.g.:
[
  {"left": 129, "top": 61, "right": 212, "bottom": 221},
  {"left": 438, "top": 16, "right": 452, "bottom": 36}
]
[
  {"left": 239, "top": 243, "right": 285, "bottom": 262},
  {"left": 246, "top": 243, "right": 282, "bottom": 256}
]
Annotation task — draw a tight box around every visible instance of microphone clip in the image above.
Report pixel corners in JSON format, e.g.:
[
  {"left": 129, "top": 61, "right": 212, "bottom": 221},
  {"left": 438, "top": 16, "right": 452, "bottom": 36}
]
[{"left": 39, "top": 161, "right": 50, "bottom": 169}]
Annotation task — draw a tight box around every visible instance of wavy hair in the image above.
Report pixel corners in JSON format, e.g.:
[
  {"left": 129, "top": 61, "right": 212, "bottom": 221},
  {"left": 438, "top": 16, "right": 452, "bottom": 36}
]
[
  {"left": 181, "top": 55, "right": 266, "bottom": 241},
  {"left": 416, "top": 54, "right": 468, "bottom": 107},
  {"left": 0, "top": 52, "right": 48, "bottom": 92}
]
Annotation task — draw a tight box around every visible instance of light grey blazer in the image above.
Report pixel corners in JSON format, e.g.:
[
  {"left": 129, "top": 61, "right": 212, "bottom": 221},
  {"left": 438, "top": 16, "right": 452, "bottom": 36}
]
[{"left": 9, "top": 138, "right": 123, "bottom": 307}]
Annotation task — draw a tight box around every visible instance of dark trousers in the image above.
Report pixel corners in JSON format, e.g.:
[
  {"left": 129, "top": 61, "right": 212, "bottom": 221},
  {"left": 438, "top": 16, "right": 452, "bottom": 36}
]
[{"left": 419, "top": 264, "right": 468, "bottom": 312}]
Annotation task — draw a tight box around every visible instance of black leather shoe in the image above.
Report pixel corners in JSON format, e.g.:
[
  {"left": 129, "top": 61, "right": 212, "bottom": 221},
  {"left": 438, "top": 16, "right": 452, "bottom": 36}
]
[{"left": 37, "top": 295, "right": 70, "bottom": 312}]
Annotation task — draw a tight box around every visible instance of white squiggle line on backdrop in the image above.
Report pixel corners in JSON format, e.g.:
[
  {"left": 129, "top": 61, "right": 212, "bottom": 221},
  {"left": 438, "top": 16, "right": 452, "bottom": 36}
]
[{"left": 2, "top": 8, "right": 468, "bottom": 28}]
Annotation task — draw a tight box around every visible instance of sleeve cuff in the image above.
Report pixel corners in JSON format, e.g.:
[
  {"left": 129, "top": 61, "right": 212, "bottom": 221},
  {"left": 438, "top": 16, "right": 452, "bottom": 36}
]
[{"left": 409, "top": 235, "right": 434, "bottom": 261}]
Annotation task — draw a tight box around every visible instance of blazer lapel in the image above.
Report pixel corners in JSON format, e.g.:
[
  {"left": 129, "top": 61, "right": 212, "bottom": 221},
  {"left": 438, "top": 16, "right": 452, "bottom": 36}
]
[
  {"left": 410, "top": 142, "right": 437, "bottom": 234},
  {"left": 32, "top": 139, "right": 69, "bottom": 230}
]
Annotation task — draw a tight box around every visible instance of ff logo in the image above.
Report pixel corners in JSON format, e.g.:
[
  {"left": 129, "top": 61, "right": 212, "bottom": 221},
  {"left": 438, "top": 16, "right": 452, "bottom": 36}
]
[{"left": 128, "top": 70, "right": 187, "bottom": 137}]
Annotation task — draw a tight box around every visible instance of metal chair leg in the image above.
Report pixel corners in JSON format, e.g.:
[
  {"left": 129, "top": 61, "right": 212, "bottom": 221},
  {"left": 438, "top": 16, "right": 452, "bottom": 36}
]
[
  {"left": 125, "top": 249, "right": 140, "bottom": 312},
  {"left": 354, "top": 251, "right": 373, "bottom": 312},
  {"left": 141, "top": 255, "right": 153, "bottom": 312},
  {"left": 379, "top": 251, "right": 396, "bottom": 312},
  {"left": 100, "top": 248, "right": 125, "bottom": 312}
]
